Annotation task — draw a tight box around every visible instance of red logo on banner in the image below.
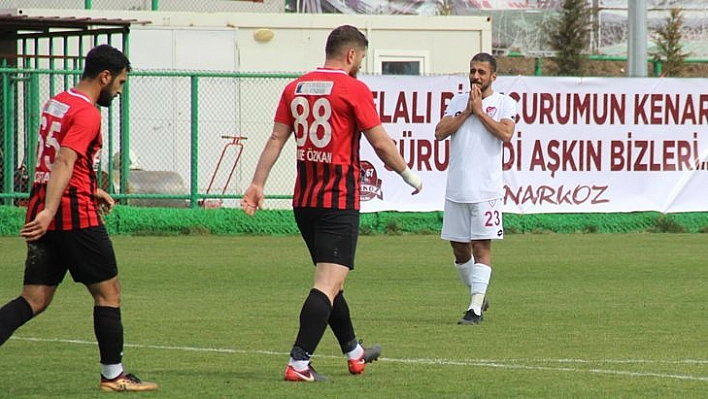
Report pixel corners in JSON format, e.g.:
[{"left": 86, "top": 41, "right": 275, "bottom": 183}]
[{"left": 360, "top": 160, "right": 383, "bottom": 201}]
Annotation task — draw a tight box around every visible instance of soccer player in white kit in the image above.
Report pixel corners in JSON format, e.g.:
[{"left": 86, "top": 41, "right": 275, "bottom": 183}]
[{"left": 434, "top": 52, "right": 517, "bottom": 325}]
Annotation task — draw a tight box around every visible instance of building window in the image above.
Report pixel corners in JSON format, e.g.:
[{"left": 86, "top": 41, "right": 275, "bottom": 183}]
[
  {"left": 374, "top": 50, "right": 429, "bottom": 75},
  {"left": 382, "top": 61, "right": 421, "bottom": 75}
]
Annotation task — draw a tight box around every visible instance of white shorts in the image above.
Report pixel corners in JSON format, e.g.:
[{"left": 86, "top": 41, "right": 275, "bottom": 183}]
[{"left": 441, "top": 199, "right": 504, "bottom": 242}]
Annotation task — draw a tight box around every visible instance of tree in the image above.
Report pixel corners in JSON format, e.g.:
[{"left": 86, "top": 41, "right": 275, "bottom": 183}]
[
  {"left": 651, "top": 8, "right": 690, "bottom": 77},
  {"left": 541, "top": 0, "right": 595, "bottom": 76}
]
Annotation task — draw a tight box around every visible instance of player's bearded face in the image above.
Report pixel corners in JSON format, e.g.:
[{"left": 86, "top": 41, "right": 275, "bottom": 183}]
[
  {"left": 97, "top": 83, "right": 117, "bottom": 107},
  {"left": 97, "top": 70, "right": 127, "bottom": 107},
  {"left": 469, "top": 61, "right": 494, "bottom": 94},
  {"left": 349, "top": 49, "right": 366, "bottom": 78}
]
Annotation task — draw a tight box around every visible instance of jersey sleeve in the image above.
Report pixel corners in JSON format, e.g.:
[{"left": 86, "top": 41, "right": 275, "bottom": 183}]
[
  {"left": 60, "top": 107, "right": 101, "bottom": 158},
  {"left": 500, "top": 95, "right": 518, "bottom": 122},
  {"left": 443, "top": 93, "right": 466, "bottom": 117},
  {"left": 349, "top": 81, "right": 381, "bottom": 131},
  {"left": 274, "top": 84, "right": 294, "bottom": 126}
]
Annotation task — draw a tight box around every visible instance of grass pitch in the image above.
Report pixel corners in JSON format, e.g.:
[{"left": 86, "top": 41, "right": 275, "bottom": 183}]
[{"left": 0, "top": 233, "right": 707, "bottom": 398}]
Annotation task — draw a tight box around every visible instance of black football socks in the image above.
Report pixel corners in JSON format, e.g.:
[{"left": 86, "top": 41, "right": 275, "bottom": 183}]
[
  {"left": 0, "top": 296, "right": 34, "bottom": 346},
  {"left": 94, "top": 306, "right": 124, "bottom": 365},
  {"left": 292, "top": 289, "right": 332, "bottom": 358},
  {"left": 329, "top": 291, "right": 357, "bottom": 354}
]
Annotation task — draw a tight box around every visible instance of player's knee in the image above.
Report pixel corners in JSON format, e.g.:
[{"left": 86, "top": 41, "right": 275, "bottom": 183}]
[
  {"left": 22, "top": 294, "right": 52, "bottom": 315},
  {"left": 451, "top": 244, "right": 472, "bottom": 263},
  {"left": 87, "top": 277, "right": 122, "bottom": 306},
  {"left": 92, "top": 293, "right": 121, "bottom": 308}
]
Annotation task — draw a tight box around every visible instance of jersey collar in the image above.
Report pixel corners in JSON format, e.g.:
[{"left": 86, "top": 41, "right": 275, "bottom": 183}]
[
  {"left": 315, "top": 67, "right": 348, "bottom": 75},
  {"left": 67, "top": 88, "right": 92, "bottom": 104}
]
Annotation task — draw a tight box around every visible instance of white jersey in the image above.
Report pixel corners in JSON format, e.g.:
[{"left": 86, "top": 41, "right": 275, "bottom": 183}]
[{"left": 444, "top": 91, "right": 517, "bottom": 203}]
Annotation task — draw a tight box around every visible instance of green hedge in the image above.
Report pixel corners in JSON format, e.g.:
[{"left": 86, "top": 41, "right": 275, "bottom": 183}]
[{"left": 2, "top": 205, "right": 707, "bottom": 236}]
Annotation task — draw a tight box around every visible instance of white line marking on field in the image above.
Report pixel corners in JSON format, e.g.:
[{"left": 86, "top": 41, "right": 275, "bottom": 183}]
[
  {"left": 527, "top": 358, "right": 708, "bottom": 365},
  {"left": 385, "top": 358, "right": 708, "bottom": 382},
  {"left": 12, "top": 336, "right": 708, "bottom": 382}
]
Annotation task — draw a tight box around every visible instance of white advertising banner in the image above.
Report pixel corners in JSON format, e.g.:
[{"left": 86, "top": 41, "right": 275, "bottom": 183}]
[{"left": 358, "top": 75, "right": 708, "bottom": 214}]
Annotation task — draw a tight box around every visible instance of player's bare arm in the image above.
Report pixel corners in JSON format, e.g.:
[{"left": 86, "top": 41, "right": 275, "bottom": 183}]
[
  {"left": 241, "top": 122, "right": 293, "bottom": 215},
  {"left": 363, "top": 125, "right": 422, "bottom": 194},
  {"left": 20, "top": 146, "right": 77, "bottom": 241},
  {"left": 476, "top": 113, "right": 515, "bottom": 143}
]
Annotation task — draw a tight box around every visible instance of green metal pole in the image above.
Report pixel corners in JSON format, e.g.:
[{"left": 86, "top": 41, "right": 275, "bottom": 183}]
[
  {"left": 34, "top": 37, "right": 39, "bottom": 69},
  {"left": 2, "top": 65, "right": 10, "bottom": 202},
  {"left": 49, "top": 37, "right": 56, "bottom": 97},
  {"left": 106, "top": 104, "right": 114, "bottom": 193},
  {"left": 3, "top": 70, "right": 15, "bottom": 204},
  {"left": 653, "top": 60, "right": 663, "bottom": 76},
  {"left": 152, "top": 0, "right": 159, "bottom": 10},
  {"left": 534, "top": 57, "right": 542, "bottom": 76},
  {"left": 190, "top": 76, "right": 199, "bottom": 208},
  {"left": 21, "top": 38, "right": 27, "bottom": 68},
  {"left": 77, "top": 39, "right": 85, "bottom": 87},
  {"left": 120, "top": 36, "right": 131, "bottom": 203},
  {"left": 26, "top": 72, "right": 40, "bottom": 187},
  {"left": 104, "top": 35, "right": 114, "bottom": 194},
  {"left": 63, "top": 37, "right": 70, "bottom": 91},
  {"left": 85, "top": 0, "right": 92, "bottom": 9}
]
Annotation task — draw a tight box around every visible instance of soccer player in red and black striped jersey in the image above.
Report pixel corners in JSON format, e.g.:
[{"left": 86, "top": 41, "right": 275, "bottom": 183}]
[
  {"left": 0, "top": 45, "right": 157, "bottom": 392},
  {"left": 241, "top": 25, "right": 423, "bottom": 382}
]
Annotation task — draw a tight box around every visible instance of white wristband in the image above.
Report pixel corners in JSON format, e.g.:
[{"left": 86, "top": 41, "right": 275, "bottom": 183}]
[{"left": 399, "top": 167, "right": 422, "bottom": 190}]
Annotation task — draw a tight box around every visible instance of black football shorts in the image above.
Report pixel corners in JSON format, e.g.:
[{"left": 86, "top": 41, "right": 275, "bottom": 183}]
[
  {"left": 23, "top": 225, "right": 118, "bottom": 286},
  {"left": 294, "top": 207, "right": 359, "bottom": 269}
]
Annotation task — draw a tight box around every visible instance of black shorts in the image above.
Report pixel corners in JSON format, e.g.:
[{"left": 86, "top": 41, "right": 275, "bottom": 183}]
[
  {"left": 294, "top": 208, "right": 359, "bottom": 269},
  {"left": 23, "top": 226, "right": 118, "bottom": 286}
]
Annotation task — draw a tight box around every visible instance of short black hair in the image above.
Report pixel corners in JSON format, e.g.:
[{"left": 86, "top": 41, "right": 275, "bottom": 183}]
[
  {"left": 325, "top": 25, "right": 368, "bottom": 59},
  {"left": 471, "top": 52, "right": 497, "bottom": 73},
  {"left": 82, "top": 44, "right": 132, "bottom": 80}
]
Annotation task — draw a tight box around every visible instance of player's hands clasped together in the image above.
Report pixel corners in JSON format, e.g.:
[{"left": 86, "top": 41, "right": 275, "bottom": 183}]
[{"left": 468, "top": 84, "right": 483, "bottom": 116}]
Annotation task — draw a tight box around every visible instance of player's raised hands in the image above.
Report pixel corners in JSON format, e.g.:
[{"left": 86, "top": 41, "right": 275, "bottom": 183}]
[{"left": 469, "top": 84, "right": 483, "bottom": 115}]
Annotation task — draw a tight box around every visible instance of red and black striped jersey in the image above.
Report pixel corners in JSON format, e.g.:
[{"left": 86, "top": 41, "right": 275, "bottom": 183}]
[
  {"left": 26, "top": 89, "right": 103, "bottom": 230},
  {"left": 275, "top": 68, "right": 381, "bottom": 210}
]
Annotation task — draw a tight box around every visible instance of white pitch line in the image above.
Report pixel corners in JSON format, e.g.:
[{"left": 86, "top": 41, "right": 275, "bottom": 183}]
[
  {"left": 454, "top": 358, "right": 708, "bottom": 365},
  {"left": 11, "top": 336, "right": 708, "bottom": 382},
  {"left": 530, "top": 358, "right": 708, "bottom": 365},
  {"left": 384, "top": 358, "right": 708, "bottom": 382}
]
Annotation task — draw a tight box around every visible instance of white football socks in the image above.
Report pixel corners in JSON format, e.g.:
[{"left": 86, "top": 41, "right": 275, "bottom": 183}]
[
  {"left": 289, "top": 358, "right": 310, "bottom": 371},
  {"left": 454, "top": 257, "right": 475, "bottom": 287},
  {"left": 469, "top": 263, "right": 492, "bottom": 314},
  {"left": 346, "top": 343, "right": 364, "bottom": 360},
  {"left": 100, "top": 363, "right": 123, "bottom": 380}
]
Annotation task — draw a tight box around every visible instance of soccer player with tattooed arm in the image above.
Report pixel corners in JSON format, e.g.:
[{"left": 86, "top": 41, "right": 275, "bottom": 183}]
[
  {"left": 0, "top": 45, "right": 157, "bottom": 392},
  {"left": 241, "top": 25, "right": 422, "bottom": 382}
]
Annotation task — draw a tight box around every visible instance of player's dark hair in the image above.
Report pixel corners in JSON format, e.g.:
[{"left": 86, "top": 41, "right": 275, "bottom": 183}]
[
  {"left": 82, "top": 44, "right": 132, "bottom": 80},
  {"left": 471, "top": 52, "right": 497, "bottom": 73},
  {"left": 325, "top": 25, "right": 368, "bottom": 59}
]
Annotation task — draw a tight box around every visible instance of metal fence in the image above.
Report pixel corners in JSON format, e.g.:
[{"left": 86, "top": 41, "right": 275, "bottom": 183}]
[
  {"left": 3, "top": 58, "right": 708, "bottom": 209},
  {"left": 0, "top": 67, "right": 299, "bottom": 208}
]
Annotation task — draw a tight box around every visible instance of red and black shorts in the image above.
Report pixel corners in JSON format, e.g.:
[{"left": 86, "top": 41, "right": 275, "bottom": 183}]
[
  {"left": 294, "top": 207, "right": 359, "bottom": 270},
  {"left": 23, "top": 225, "right": 118, "bottom": 286}
]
